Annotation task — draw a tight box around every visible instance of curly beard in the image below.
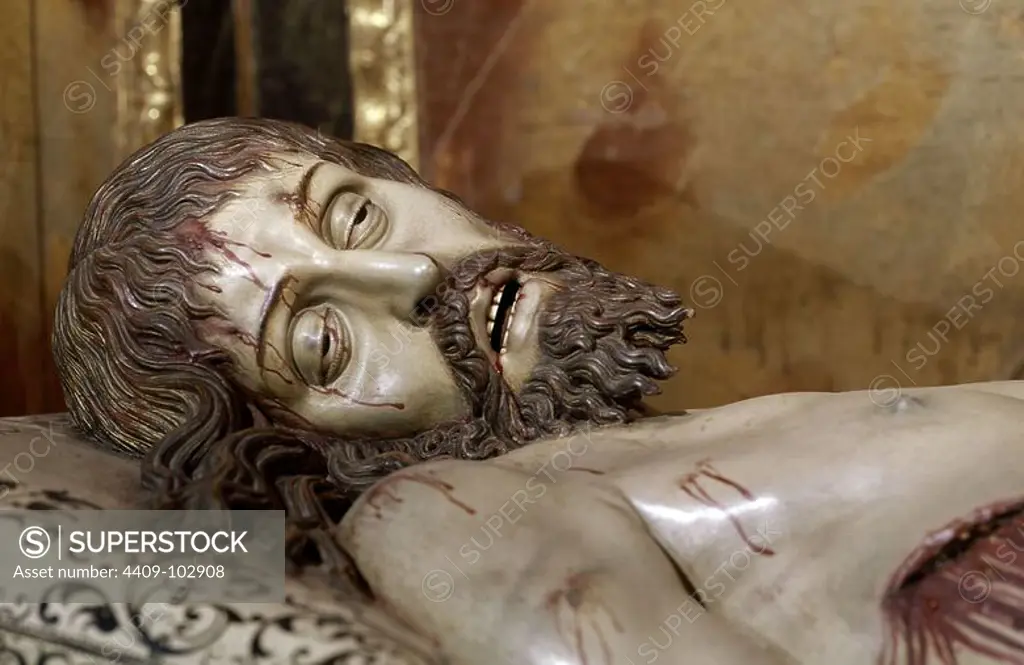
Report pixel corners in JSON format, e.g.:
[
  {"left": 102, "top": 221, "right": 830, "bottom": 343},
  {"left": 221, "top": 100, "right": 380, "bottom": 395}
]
[{"left": 143, "top": 240, "right": 692, "bottom": 573}]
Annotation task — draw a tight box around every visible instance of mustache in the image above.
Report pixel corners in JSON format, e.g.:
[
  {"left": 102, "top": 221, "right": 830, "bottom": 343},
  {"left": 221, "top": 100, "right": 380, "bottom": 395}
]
[
  {"left": 426, "top": 243, "right": 693, "bottom": 437},
  {"left": 422, "top": 244, "right": 589, "bottom": 399}
]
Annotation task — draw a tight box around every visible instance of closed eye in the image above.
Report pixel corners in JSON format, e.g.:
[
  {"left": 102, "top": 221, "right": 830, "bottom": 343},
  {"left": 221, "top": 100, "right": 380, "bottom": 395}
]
[
  {"left": 322, "top": 190, "right": 388, "bottom": 250},
  {"left": 289, "top": 304, "right": 350, "bottom": 386}
]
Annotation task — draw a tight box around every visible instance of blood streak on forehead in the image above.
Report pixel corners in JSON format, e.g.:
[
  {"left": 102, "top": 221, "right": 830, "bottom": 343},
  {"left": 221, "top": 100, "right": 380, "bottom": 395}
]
[
  {"left": 273, "top": 160, "right": 324, "bottom": 230},
  {"left": 177, "top": 217, "right": 271, "bottom": 290}
]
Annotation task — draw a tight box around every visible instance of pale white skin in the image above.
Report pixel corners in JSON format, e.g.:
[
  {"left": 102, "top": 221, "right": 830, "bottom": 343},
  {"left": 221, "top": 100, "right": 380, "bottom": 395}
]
[
  {"left": 199, "top": 154, "right": 549, "bottom": 439},
  {"left": 339, "top": 381, "right": 1024, "bottom": 665}
]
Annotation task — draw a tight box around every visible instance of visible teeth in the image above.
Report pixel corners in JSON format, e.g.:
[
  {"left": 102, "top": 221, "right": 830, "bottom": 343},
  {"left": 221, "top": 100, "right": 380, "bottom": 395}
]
[{"left": 486, "top": 282, "right": 518, "bottom": 354}]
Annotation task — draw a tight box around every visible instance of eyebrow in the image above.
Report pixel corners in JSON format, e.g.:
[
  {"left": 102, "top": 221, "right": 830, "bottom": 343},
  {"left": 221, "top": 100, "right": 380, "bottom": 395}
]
[{"left": 291, "top": 161, "right": 326, "bottom": 228}]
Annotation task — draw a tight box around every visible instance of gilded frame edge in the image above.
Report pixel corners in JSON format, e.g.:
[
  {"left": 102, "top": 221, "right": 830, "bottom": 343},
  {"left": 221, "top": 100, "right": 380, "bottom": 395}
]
[
  {"left": 112, "top": 0, "right": 184, "bottom": 162},
  {"left": 347, "top": 0, "right": 420, "bottom": 170}
]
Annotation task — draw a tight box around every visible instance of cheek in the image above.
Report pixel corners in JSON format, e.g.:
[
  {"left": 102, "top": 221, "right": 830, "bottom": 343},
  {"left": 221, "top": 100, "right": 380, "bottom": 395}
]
[
  {"left": 286, "top": 328, "right": 469, "bottom": 438},
  {"left": 351, "top": 329, "right": 462, "bottom": 406},
  {"left": 196, "top": 315, "right": 298, "bottom": 400}
]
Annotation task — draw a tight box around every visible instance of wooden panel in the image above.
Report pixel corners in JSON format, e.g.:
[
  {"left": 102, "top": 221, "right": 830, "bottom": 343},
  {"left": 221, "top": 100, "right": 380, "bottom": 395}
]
[
  {"left": 33, "top": 0, "right": 182, "bottom": 413},
  {"left": 0, "top": 0, "right": 43, "bottom": 416},
  {"left": 413, "top": 0, "right": 1024, "bottom": 409},
  {"left": 181, "top": 0, "right": 237, "bottom": 120},
  {"left": 235, "top": 0, "right": 354, "bottom": 137},
  {"left": 33, "top": 0, "right": 122, "bottom": 412}
]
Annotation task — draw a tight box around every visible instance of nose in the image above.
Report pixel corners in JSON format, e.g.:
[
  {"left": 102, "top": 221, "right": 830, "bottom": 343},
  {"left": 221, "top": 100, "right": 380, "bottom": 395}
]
[{"left": 315, "top": 250, "right": 445, "bottom": 318}]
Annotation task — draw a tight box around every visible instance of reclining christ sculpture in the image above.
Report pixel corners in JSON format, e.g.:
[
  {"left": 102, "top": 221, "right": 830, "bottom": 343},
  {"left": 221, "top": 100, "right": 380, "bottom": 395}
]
[{"left": 37, "top": 117, "right": 1024, "bottom": 664}]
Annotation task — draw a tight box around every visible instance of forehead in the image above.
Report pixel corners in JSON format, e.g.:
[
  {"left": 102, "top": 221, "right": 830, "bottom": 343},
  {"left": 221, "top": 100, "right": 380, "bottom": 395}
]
[
  {"left": 224, "top": 149, "right": 416, "bottom": 202},
  {"left": 235, "top": 153, "right": 343, "bottom": 210},
  {"left": 199, "top": 155, "right": 313, "bottom": 257},
  {"left": 203, "top": 155, "right": 359, "bottom": 241},
  {"left": 209, "top": 152, "right": 447, "bottom": 230},
  {"left": 203, "top": 152, "right": 501, "bottom": 259}
]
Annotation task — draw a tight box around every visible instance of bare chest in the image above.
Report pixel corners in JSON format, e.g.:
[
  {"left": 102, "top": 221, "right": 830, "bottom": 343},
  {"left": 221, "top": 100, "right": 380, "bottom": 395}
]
[{"left": 494, "top": 384, "right": 1024, "bottom": 662}]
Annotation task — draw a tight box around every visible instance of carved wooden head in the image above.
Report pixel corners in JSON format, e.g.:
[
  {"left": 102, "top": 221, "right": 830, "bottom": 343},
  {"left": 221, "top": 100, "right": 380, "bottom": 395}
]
[{"left": 52, "top": 118, "right": 691, "bottom": 477}]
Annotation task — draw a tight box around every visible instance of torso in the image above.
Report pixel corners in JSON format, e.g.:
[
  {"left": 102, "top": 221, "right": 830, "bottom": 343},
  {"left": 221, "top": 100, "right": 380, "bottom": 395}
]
[
  {"left": 7, "top": 382, "right": 1022, "bottom": 665},
  {"left": 341, "top": 381, "right": 1024, "bottom": 665}
]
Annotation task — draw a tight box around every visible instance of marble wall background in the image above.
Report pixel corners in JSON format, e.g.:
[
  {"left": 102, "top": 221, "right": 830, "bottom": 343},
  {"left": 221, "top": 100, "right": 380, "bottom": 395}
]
[{"left": 413, "top": 0, "right": 1024, "bottom": 410}]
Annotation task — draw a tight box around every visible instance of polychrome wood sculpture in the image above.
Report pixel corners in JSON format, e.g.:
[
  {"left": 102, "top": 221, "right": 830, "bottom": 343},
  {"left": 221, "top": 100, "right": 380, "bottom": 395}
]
[{"left": 43, "top": 117, "right": 1024, "bottom": 664}]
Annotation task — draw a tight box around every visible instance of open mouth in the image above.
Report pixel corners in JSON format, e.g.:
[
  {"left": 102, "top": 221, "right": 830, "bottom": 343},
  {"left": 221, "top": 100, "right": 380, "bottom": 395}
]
[{"left": 486, "top": 278, "right": 521, "bottom": 354}]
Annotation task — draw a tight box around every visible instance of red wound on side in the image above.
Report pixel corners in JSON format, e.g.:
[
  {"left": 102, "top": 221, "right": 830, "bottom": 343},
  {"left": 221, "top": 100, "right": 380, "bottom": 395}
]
[{"left": 880, "top": 498, "right": 1024, "bottom": 665}]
